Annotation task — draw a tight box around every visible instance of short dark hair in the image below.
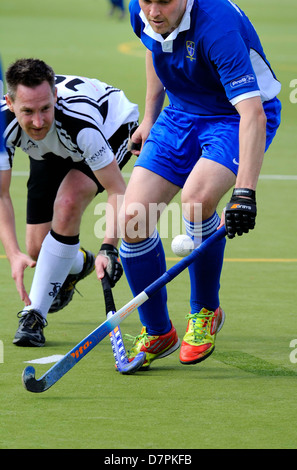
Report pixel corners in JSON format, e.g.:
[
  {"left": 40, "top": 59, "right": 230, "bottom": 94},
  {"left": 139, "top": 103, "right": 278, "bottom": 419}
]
[{"left": 5, "top": 58, "right": 56, "bottom": 101}]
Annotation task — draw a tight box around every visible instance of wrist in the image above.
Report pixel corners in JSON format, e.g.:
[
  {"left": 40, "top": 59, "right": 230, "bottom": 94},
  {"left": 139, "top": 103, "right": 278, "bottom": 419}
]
[
  {"left": 99, "top": 243, "right": 118, "bottom": 253},
  {"left": 232, "top": 188, "right": 256, "bottom": 201}
]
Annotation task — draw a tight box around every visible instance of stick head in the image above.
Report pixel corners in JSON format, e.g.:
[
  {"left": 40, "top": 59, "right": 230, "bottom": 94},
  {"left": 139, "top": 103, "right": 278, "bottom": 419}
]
[
  {"left": 22, "top": 366, "right": 50, "bottom": 393},
  {"left": 117, "top": 351, "right": 146, "bottom": 375},
  {"left": 22, "top": 366, "right": 37, "bottom": 391}
]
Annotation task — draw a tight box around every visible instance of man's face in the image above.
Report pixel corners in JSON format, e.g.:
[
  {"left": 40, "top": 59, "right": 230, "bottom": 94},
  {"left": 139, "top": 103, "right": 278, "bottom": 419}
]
[
  {"left": 139, "top": 0, "right": 187, "bottom": 36},
  {"left": 5, "top": 81, "right": 57, "bottom": 141}
]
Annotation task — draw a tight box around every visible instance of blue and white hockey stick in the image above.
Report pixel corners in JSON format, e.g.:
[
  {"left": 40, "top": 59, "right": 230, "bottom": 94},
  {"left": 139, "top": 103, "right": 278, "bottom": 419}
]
[
  {"left": 101, "top": 275, "right": 146, "bottom": 374},
  {"left": 22, "top": 226, "right": 226, "bottom": 392}
]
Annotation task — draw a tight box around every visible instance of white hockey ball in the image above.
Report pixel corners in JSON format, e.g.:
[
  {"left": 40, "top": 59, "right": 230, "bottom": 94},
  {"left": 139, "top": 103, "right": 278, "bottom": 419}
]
[{"left": 171, "top": 234, "right": 194, "bottom": 257}]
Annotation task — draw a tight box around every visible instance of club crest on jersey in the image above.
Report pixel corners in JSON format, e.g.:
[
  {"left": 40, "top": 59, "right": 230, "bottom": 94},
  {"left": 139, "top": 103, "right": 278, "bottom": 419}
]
[{"left": 186, "top": 41, "right": 196, "bottom": 61}]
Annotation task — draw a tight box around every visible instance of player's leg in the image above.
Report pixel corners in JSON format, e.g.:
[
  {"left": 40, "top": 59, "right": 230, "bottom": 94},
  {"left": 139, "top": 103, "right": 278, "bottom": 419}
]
[
  {"left": 26, "top": 223, "right": 51, "bottom": 261},
  {"left": 46, "top": 169, "right": 99, "bottom": 313},
  {"left": 182, "top": 158, "right": 235, "bottom": 311},
  {"left": 179, "top": 153, "right": 236, "bottom": 364},
  {"left": 24, "top": 156, "right": 65, "bottom": 260},
  {"left": 14, "top": 168, "right": 97, "bottom": 346},
  {"left": 119, "top": 107, "right": 204, "bottom": 367},
  {"left": 119, "top": 166, "right": 180, "bottom": 368},
  {"left": 32, "top": 169, "right": 98, "bottom": 313},
  {"left": 52, "top": 168, "right": 97, "bottom": 235},
  {"left": 25, "top": 159, "right": 97, "bottom": 301}
]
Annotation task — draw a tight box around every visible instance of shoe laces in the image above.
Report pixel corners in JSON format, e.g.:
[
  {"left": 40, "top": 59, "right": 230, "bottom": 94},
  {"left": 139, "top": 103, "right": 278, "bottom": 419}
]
[
  {"left": 185, "top": 311, "right": 214, "bottom": 341},
  {"left": 63, "top": 277, "right": 83, "bottom": 295},
  {"left": 17, "top": 310, "right": 48, "bottom": 328},
  {"left": 125, "top": 329, "right": 151, "bottom": 349}
]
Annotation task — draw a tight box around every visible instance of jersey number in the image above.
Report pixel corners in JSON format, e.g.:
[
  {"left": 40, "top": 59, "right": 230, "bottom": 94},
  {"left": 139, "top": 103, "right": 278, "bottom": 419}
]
[
  {"left": 55, "top": 75, "right": 108, "bottom": 122},
  {"left": 55, "top": 76, "right": 84, "bottom": 91}
]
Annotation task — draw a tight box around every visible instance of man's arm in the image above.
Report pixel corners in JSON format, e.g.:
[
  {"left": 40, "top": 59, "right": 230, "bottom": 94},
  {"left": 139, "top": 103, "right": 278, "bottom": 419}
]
[
  {"left": 234, "top": 96, "right": 267, "bottom": 190},
  {"left": 0, "top": 169, "right": 36, "bottom": 303},
  {"left": 93, "top": 159, "right": 126, "bottom": 283},
  {"left": 224, "top": 96, "right": 267, "bottom": 238},
  {"left": 130, "top": 49, "right": 166, "bottom": 154}
]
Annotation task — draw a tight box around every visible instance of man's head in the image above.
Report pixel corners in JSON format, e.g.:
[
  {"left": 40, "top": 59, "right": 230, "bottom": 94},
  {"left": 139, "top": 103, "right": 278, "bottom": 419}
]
[
  {"left": 139, "top": 0, "right": 187, "bottom": 36},
  {"left": 5, "top": 58, "right": 57, "bottom": 141}
]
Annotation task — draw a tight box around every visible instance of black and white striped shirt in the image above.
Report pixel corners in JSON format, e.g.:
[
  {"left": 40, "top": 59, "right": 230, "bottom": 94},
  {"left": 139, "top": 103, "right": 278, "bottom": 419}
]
[{"left": 0, "top": 74, "right": 139, "bottom": 171}]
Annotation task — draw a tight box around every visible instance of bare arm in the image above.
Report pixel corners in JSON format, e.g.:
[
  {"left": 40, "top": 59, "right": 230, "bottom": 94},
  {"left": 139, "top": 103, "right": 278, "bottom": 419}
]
[
  {"left": 234, "top": 96, "right": 267, "bottom": 190},
  {"left": 93, "top": 159, "right": 126, "bottom": 280},
  {"left": 130, "top": 49, "right": 166, "bottom": 154},
  {"left": 221, "top": 96, "right": 267, "bottom": 237},
  {"left": 0, "top": 170, "right": 36, "bottom": 304}
]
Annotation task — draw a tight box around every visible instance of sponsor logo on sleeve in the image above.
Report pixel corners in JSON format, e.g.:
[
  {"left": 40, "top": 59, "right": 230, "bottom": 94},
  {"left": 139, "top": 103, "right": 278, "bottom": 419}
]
[
  {"left": 87, "top": 145, "right": 108, "bottom": 163},
  {"left": 230, "top": 74, "right": 255, "bottom": 89}
]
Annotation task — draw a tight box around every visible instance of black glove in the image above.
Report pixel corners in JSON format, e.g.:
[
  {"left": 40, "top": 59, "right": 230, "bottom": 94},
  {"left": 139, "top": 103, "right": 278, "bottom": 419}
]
[
  {"left": 99, "top": 244, "right": 123, "bottom": 287},
  {"left": 225, "top": 188, "right": 257, "bottom": 239}
]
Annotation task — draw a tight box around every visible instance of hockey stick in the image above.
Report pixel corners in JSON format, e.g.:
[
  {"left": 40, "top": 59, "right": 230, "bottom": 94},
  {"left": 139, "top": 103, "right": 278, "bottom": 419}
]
[
  {"left": 101, "top": 275, "right": 146, "bottom": 374},
  {"left": 22, "top": 226, "right": 226, "bottom": 392}
]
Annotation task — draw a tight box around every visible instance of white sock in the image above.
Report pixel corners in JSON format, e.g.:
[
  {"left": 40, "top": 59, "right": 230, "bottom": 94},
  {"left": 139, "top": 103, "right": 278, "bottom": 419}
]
[
  {"left": 69, "top": 249, "right": 84, "bottom": 275},
  {"left": 24, "top": 232, "right": 80, "bottom": 320}
]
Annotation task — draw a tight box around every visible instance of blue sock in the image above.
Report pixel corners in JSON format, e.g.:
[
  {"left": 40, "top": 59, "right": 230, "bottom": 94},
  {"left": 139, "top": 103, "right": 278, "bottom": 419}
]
[
  {"left": 119, "top": 229, "right": 171, "bottom": 335},
  {"left": 183, "top": 212, "right": 226, "bottom": 313}
]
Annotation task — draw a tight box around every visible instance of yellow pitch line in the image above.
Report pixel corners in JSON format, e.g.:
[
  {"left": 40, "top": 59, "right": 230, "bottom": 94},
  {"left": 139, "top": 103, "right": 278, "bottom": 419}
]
[
  {"left": 1, "top": 254, "right": 297, "bottom": 262},
  {"left": 167, "top": 257, "right": 297, "bottom": 262},
  {"left": 225, "top": 258, "right": 297, "bottom": 262}
]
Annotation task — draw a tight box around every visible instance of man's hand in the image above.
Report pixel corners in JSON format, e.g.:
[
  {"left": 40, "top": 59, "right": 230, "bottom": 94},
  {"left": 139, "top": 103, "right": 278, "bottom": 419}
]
[
  {"left": 10, "top": 252, "right": 36, "bottom": 305},
  {"left": 127, "top": 139, "right": 141, "bottom": 155},
  {"left": 96, "top": 244, "right": 123, "bottom": 287},
  {"left": 225, "top": 188, "right": 257, "bottom": 239}
]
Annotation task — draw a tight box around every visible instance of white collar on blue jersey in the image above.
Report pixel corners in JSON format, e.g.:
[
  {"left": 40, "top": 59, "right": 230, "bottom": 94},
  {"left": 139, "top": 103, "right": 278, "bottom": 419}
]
[{"left": 139, "top": 0, "right": 194, "bottom": 53}]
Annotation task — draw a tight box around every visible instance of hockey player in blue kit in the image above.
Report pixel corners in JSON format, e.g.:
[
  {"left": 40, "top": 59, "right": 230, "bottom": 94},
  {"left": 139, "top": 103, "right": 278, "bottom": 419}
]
[{"left": 119, "top": 0, "right": 281, "bottom": 368}]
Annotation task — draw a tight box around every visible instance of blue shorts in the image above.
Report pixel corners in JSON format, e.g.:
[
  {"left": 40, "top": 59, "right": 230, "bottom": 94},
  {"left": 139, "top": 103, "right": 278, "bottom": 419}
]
[{"left": 135, "top": 97, "right": 281, "bottom": 188}]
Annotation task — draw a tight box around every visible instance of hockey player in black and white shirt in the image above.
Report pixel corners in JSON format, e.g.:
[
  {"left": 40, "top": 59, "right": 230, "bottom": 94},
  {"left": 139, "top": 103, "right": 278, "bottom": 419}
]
[{"left": 0, "top": 58, "right": 139, "bottom": 347}]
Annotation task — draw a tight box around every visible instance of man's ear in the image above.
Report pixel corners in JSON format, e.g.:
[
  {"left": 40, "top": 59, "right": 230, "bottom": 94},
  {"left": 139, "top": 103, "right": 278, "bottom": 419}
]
[{"left": 5, "top": 94, "right": 14, "bottom": 112}]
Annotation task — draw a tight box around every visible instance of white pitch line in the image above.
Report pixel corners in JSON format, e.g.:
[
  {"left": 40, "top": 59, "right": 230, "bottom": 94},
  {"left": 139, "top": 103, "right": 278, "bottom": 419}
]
[
  {"left": 259, "top": 174, "right": 297, "bottom": 180},
  {"left": 24, "top": 354, "right": 64, "bottom": 364},
  {"left": 12, "top": 171, "right": 30, "bottom": 176},
  {"left": 12, "top": 171, "right": 297, "bottom": 181}
]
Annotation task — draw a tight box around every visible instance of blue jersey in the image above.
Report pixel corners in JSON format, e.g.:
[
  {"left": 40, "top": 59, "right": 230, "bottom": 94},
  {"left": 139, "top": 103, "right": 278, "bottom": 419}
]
[{"left": 129, "top": 0, "right": 281, "bottom": 115}]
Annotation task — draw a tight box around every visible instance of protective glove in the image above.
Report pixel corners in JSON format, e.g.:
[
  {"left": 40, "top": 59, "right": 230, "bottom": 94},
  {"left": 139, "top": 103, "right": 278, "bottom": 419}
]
[
  {"left": 225, "top": 188, "right": 257, "bottom": 239},
  {"left": 99, "top": 244, "right": 123, "bottom": 287}
]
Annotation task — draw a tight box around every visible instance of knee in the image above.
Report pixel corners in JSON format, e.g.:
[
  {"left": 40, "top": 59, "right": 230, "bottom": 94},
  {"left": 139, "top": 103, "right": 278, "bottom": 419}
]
[
  {"left": 53, "top": 194, "right": 80, "bottom": 226},
  {"left": 119, "top": 201, "right": 151, "bottom": 243},
  {"left": 181, "top": 189, "right": 217, "bottom": 221}
]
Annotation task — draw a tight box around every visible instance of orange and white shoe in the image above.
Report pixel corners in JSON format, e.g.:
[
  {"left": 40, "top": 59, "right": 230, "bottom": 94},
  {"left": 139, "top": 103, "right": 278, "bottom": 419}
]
[
  {"left": 126, "top": 322, "right": 180, "bottom": 370},
  {"left": 179, "top": 307, "right": 225, "bottom": 365}
]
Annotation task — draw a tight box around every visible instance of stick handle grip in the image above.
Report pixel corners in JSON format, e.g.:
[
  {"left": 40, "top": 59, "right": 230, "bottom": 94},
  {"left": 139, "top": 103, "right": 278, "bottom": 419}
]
[{"left": 101, "top": 275, "right": 116, "bottom": 314}]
